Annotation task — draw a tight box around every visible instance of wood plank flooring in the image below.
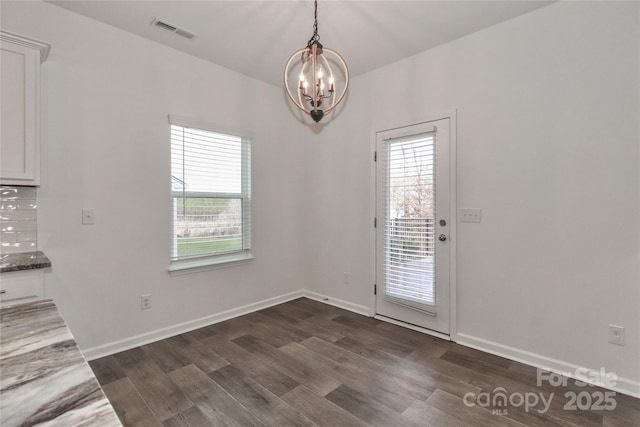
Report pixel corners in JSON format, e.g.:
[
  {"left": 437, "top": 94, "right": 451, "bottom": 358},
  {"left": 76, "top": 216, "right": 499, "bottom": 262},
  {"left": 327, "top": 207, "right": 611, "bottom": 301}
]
[{"left": 90, "top": 298, "right": 640, "bottom": 426}]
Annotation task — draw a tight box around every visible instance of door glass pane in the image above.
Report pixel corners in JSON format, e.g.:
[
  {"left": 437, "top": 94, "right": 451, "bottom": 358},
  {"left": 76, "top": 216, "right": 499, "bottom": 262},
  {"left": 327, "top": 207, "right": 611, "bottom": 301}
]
[{"left": 384, "top": 133, "right": 435, "bottom": 308}]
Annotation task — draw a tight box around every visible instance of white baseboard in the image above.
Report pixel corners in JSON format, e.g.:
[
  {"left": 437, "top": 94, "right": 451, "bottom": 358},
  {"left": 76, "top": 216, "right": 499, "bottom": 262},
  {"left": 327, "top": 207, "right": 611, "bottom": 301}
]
[
  {"left": 83, "top": 290, "right": 371, "bottom": 361},
  {"left": 456, "top": 333, "right": 640, "bottom": 399},
  {"left": 82, "top": 291, "right": 640, "bottom": 400},
  {"left": 301, "top": 290, "right": 371, "bottom": 316},
  {"left": 82, "top": 290, "right": 305, "bottom": 361}
]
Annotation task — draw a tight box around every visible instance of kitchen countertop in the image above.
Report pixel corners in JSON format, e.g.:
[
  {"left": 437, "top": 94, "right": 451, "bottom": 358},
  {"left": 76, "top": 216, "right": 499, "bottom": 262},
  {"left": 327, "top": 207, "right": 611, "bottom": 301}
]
[
  {"left": 0, "top": 300, "right": 122, "bottom": 426},
  {"left": 0, "top": 250, "right": 52, "bottom": 273}
]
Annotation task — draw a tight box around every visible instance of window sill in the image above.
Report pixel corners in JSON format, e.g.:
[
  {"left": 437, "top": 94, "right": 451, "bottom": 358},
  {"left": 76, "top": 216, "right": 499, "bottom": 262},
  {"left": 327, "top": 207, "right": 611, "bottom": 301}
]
[{"left": 168, "top": 252, "right": 254, "bottom": 276}]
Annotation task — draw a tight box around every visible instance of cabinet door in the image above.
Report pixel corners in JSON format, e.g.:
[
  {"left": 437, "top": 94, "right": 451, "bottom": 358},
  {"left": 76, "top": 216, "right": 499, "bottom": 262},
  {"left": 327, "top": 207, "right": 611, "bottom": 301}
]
[
  {"left": 0, "top": 270, "right": 44, "bottom": 307},
  {"left": 1, "top": 41, "right": 41, "bottom": 185}
]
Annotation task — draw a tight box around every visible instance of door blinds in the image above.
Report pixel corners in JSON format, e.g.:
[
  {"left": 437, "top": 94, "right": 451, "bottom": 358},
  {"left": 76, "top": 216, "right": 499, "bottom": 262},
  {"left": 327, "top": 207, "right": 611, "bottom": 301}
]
[{"left": 381, "top": 129, "right": 437, "bottom": 314}]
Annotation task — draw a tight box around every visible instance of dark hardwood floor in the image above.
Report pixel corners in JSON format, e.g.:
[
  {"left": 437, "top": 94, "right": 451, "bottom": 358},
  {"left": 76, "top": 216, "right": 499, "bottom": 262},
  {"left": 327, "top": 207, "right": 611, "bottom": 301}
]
[{"left": 90, "top": 298, "right": 640, "bottom": 426}]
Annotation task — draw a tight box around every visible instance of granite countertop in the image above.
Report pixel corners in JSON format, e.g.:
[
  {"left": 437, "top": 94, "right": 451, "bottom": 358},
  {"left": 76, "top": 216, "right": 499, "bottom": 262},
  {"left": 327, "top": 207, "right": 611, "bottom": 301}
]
[
  {"left": 0, "top": 251, "right": 52, "bottom": 273},
  {"left": 0, "top": 300, "right": 122, "bottom": 426}
]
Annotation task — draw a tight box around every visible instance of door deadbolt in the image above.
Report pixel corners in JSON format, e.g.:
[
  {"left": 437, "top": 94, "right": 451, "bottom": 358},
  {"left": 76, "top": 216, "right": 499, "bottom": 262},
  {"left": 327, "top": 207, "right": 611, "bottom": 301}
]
[
  {"left": 438, "top": 234, "right": 447, "bottom": 242},
  {"left": 439, "top": 219, "right": 447, "bottom": 226}
]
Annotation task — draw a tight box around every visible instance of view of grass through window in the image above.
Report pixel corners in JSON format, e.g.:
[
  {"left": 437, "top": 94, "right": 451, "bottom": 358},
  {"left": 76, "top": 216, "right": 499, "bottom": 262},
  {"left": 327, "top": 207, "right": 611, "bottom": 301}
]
[{"left": 175, "top": 197, "right": 243, "bottom": 258}]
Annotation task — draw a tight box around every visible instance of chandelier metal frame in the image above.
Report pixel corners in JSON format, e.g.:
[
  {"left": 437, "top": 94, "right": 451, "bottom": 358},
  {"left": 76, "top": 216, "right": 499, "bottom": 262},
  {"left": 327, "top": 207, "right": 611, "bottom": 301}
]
[{"left": 284, "top": 0, "right": 349, "bottom": 123}]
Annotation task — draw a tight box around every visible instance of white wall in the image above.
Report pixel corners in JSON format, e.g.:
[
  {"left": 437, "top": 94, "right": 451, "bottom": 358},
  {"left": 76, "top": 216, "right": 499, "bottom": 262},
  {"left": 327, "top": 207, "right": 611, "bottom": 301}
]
[
  {"left": 304, "top": 1, "right": 640, "bottom": 388},
  {"left": 1, "top": 1, "right": 308, "bottom": 353}
]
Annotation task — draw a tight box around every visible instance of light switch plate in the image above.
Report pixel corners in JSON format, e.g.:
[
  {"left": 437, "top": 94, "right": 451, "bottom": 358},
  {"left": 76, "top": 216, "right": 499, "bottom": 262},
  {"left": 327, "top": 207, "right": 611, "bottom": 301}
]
[
  {"left": 82, "top": 209, "right": 95, "bottom": 225},
  {"left": 461, "top": 208, "right": 482, "bottom": 223}
]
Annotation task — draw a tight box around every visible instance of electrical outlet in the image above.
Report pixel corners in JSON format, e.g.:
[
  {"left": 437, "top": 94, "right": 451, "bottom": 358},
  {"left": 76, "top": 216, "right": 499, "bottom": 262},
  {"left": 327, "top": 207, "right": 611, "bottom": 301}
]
[
  {"left": 82, "top": 208, "right": 95, "bottom": 225},
  {"left": 343, "top": 272, "right": 350, "bottom": 284},
  {"left": 608, "top": 324, "right": 625, "bottom": 346},
  {"left": 461, "top": 208, "right": 482, "bottom": 223},
  {"left": 140, "top": 294, "right": 152, "bottom": 310}
]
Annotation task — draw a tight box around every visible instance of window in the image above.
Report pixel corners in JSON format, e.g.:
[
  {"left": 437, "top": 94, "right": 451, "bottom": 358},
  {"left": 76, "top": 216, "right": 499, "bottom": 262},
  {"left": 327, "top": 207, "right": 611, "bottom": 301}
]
[{"left": 169, "top": 117, "right": 252, "bottom": 272}]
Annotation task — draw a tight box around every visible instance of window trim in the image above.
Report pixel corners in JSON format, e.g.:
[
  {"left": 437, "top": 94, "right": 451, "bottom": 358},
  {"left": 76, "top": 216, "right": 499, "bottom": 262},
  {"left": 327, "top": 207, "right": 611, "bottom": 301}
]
[
  {"left": 168, "top": 251, "right": 255, "bottom": 275},
  {"left": 168, "top": 115, "right": 253, "bottom": 274},
  {"left": 168, "top": 115, "right": 255, "bottom": 140}
]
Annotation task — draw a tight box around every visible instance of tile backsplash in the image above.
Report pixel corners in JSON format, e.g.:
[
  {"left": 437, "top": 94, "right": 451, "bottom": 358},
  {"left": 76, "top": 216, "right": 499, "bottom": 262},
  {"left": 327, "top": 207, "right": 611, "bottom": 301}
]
[{"left": 1, "top": 186, "right": 38, "bottom": 254}]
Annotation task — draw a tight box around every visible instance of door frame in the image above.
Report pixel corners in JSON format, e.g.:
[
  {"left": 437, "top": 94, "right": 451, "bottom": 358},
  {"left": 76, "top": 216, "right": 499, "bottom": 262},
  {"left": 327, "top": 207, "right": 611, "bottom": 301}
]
[{"left": 369, "top": 110, "right": 457, "bottom": 342}]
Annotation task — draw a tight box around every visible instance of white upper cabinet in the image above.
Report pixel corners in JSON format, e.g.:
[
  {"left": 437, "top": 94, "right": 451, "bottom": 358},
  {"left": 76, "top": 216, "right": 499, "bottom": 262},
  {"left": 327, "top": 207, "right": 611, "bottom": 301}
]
[{"left": 1, "top": 31, "right": 50, "bottom": 186}]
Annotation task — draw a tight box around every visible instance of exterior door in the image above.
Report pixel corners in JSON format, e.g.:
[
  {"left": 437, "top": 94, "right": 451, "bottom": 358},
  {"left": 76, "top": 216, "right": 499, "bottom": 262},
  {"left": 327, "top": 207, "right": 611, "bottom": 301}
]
[{"left": 375, "top": 118, "right": 451, "bottom": 335}]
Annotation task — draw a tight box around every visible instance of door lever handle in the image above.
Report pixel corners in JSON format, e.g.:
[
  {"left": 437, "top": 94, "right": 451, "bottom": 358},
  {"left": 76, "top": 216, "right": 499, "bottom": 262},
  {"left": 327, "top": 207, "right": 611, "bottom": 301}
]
[{"left": 438, "top": 234, "right": 447, "bottom": 242}]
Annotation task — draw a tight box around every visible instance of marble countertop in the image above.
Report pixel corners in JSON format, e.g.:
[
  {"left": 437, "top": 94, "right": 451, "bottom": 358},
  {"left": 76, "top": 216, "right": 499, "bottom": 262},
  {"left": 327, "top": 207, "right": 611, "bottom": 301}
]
[
  {"left": 0, "top": 251, "right": 52, "bottom": 273},
  {"left": 0, "top": 300, "right": 122, "bottom": 426}
]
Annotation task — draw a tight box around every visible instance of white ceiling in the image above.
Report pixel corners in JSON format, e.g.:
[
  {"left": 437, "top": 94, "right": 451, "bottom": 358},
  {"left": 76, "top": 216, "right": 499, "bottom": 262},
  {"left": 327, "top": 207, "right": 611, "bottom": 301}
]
[{"left": 47, "top": 0, "right": 554, "bottom": 87}]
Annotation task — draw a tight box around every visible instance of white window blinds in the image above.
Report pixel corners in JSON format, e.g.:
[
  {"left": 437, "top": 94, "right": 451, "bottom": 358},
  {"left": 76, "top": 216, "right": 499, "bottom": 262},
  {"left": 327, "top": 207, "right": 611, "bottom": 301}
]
[
  {"left": 381, "top": 130, "right": 437, "bottom": 314},
  {"left": 170, "top": 119, "right": 251, "bottom": 268}
]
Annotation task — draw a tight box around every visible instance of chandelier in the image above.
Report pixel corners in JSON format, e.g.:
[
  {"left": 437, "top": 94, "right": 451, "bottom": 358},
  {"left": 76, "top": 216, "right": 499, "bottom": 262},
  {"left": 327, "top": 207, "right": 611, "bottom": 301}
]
[{"left": 284, "top": 0, "right": 349, "bottom": 123}]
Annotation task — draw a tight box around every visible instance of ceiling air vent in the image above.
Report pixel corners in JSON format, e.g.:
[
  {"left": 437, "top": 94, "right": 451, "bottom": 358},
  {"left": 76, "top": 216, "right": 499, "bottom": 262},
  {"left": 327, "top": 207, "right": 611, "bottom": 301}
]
[{"left": 151, "top": 18, "right": 197, "bottom": 40}]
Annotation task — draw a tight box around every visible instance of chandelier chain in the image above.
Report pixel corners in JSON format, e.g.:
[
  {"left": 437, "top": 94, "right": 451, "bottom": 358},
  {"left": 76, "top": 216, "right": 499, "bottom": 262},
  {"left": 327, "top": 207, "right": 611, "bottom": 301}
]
[{"left": 306, "top": 0, "right": 320, "bottom": 47}]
